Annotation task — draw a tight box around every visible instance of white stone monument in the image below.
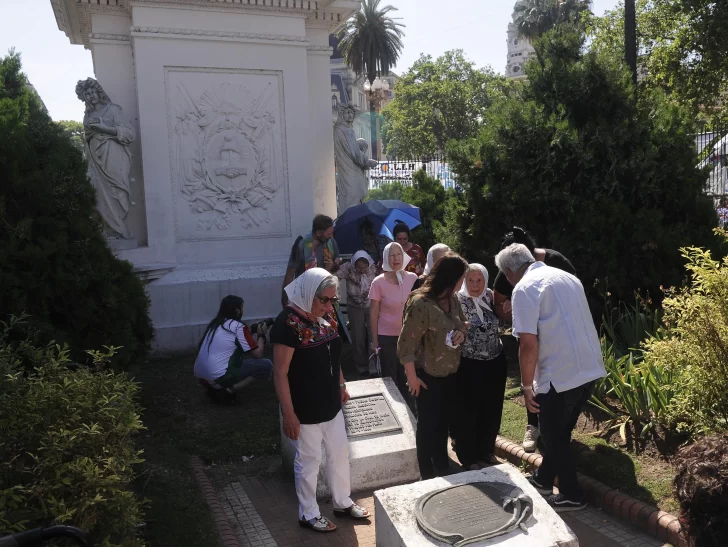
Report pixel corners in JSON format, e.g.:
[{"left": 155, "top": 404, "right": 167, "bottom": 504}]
[
  {"left": 375, "top": 465, "right": 579, "bottom": 547},
  {"left": 280, "top": 377, "right": 419, "bottom": 497},
  {"left": 51, "top": 0, "right": 361, "bottom": 353},
  {"left": 333, "top": 104, "right": 377, "bottom": 215}
]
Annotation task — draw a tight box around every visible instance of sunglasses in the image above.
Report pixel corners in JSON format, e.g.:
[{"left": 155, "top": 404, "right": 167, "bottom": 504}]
[{"left": 316, "top": 296, "right": 340, "bottom": 305}]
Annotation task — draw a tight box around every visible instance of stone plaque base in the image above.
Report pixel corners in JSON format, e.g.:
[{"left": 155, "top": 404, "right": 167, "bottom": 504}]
[
  {"left": 280, "top": 377, "right": 419, "bottom": 498},
  {"left": 374, "top": 465, "right": 579, "bottom": 547}
]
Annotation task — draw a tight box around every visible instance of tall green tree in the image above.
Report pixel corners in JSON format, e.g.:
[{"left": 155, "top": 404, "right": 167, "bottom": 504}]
[
  {"left": 0, "top": 51, "right": 152, "bottom": 369},
  {"left": 381, "top": 50, "right": 513, "bottom": 158},
  {"left": 448, "top": 25, "right": 717, "bottom": 315},
  {"left": 513, "top": 0, "right": 593, "bottom": 39},
  {"left": 336, "top": 0, "right": 405, "bottom": 85},
  {"left": 57, "top": 119, "right": 85, "bottom": 155},
  {"left": 588, "top": 0, "right": 728, "bottom": 121}
]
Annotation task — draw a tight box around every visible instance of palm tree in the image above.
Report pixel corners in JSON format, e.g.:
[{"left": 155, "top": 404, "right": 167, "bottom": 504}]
[
  {"left": 337, "top": 0, "right": 405, "bottom": 85},
  {"left": 513, "top": 0, "right": 592, "bottom": 40}
]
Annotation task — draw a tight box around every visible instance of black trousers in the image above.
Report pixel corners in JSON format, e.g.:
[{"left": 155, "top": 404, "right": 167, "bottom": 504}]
[
  {"left": 378, "top": 335, "right": 414, "bottom": 410},
  {"left": 536, "top": 381, "right": 594, "bottom": 500},
  {"left": 454, "top": 352, "right": 508, "bottom": 467},
  {"left": 415, "top": 369, "right": 456, "bottom": 480},
  {"left": 527, "top": 408, "right": 539, "bottom": 427}
]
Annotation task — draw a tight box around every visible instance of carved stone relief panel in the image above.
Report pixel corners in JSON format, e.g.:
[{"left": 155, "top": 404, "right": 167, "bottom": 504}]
[{"left": 165, "top": 67, "right": 290, "bottom": 241}]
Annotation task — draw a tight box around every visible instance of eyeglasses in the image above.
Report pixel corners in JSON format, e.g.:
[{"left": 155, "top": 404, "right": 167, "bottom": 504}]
[{"left": 316, "top": 296, "right": 340, "bottom": 305}]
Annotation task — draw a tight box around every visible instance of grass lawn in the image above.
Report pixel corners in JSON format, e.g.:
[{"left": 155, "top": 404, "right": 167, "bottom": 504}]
[{"left": 130, "top": 352, "right": 281, "bottom": 547}]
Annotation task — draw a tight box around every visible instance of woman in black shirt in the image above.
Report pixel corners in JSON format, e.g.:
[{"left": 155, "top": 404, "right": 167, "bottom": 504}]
[
  {"left": 272, "top": 268, "right": 370, "bottom": 533},
  {"left": 492, "top": 227, "right": 576, "bottom": 454}
]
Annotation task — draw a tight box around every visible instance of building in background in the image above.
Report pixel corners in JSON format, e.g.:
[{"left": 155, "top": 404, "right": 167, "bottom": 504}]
[{"left": 505, "top": 11, "right": 535, "bottom": 80}]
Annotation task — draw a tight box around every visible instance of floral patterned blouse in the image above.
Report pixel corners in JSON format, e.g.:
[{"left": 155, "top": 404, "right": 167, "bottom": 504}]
[
  {"left": 404, "top": 243, "right": 426, "bottom": 273},
  {"left": 397, "top": 293, "right": 466, "bottom": 377},
  {"left": 457, "top": 291, "right": 503, "bottom": 362}
]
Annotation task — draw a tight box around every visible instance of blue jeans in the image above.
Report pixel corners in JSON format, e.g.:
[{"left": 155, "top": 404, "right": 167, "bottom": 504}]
[{"left": 214, "top": 358, "right": 272, "bottom": 388}]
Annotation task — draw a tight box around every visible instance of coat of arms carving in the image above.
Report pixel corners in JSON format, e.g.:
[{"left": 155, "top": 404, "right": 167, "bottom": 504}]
[{"left": 171, "top": 81, "right": 282, "bottom": 232}]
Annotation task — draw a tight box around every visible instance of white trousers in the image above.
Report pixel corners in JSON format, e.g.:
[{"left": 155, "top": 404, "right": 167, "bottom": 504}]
[{"left": 294, "top": 410, "right": 354, "bottom": 521}]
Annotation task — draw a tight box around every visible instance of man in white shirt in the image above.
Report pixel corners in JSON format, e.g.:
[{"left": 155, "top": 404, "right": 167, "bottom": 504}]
[{"left": 495, "top": 243, "right": 606, "bottom": 512}]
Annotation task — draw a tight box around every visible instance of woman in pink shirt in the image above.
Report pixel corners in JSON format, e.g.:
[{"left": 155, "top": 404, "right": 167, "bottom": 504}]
[{"left": 369, "top": 242, "right": 418, "bottom": 402}]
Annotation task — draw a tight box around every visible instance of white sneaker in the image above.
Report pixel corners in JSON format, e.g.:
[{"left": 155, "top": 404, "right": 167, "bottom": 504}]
[{"left": 523, "top": 425, "right": 539, "bottom": 453}]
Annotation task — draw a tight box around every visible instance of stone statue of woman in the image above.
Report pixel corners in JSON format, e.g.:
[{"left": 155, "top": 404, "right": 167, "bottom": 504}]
[
  {"left": 76, "top": 78, "right": 136, "bottom": 240},
  {"left": 334, "top": 104, "right": 377, "bottom": 215}
]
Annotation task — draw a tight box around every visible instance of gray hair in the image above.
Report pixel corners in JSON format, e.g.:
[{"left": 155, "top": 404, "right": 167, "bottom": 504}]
[
  {"left": 495, "top": 243, "right": 535, "bottom": 274},
  {"left": 315, "top": 275, "right": 339, "bottom": 296}
]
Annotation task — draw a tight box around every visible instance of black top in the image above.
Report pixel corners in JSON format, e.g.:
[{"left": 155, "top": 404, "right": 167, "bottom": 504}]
[
  {"left": 411, "top": 276, "right": 425, "bottom": 292},
  {"left": 493, "top": 248, "right": 576, "bottom": 299},
  {"left": 271, "top": 307, "right": 342, "bottom": 425}
]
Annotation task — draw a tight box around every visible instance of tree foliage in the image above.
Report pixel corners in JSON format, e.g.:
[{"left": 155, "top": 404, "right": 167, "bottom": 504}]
[
  {"left": 381, "top": 50, "right": 513, "bottom": 158},
  {"left": 588, "top": 0, "right": 728, "bottom": 122},
  {"left": 514, "top": 0, "right": 593, "bottom": 39},
  {"left": 57, "top": 119, "right": 85, "bottom": 155},
  {"left": 447, "top": 25, "right": 718, "bottom": 314},
  {"left": 336, "top": 0, "right": 405, "bottom": 85},
  {"left": 0, "top": 51, "right": 153, "bottom": 369}
]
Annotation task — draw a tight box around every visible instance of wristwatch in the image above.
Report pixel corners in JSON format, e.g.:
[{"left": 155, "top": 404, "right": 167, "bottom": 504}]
[
  {"left": 520, "top": 384, "right": 534, "bottom": 393},
  {"left": 339, "top": 383, "right": 346, "bottom": 389}
]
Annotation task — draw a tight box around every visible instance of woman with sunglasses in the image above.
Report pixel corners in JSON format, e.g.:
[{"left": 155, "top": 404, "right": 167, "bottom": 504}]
[
  {"left": 272, "top": 268, "right": 370, "bottom": 533},
  {"left": 369, "top": 242, "right": 418, "bottom": 402}
]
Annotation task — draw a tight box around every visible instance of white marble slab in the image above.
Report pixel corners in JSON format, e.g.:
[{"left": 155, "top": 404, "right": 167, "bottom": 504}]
[{"left": 375, "top": 465, "right": 579, "bottom": 547}]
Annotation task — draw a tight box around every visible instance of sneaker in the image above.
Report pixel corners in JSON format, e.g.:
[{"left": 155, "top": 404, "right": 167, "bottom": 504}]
[
  {"left": 526, "top": 473, "right": 553, "bottom": 496},
  {"left": 523, "top": 425, "right": 540, "bottom": 453},
  {"left": 546, "top": 493, "right": 587, "bottom": 512}
]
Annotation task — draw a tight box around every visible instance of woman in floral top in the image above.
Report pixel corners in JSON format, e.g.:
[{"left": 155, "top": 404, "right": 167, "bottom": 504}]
[
  {"left": 393, "top": 223, "right": 426, "bottom": 274},
  {"left": 455, "top": 263, "right": 506, "bottom": 470},
  {"left": 397, "top": 253, "right": 469, "bottom": 479}
]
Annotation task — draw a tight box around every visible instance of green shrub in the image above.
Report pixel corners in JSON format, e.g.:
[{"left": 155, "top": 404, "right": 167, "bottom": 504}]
[
  {"left": 601, "top": 294, "right": 662, "bottom": 359},
  {"left": 0, "top": 316, "right": 145, "bottom": 546},
  {"left": 0, "top": 50, "right": 153, "bottom": 369},
  {"left": 447, "top": 25, "right": 719, "bottom": 316},
  {"left": 643, "top": 235, "right": 728, "bottom": 435}
]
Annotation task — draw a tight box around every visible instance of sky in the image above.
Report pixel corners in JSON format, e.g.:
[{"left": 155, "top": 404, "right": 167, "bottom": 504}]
[{"left": 1, "top": 0, "right": 619, "bottom": 122}]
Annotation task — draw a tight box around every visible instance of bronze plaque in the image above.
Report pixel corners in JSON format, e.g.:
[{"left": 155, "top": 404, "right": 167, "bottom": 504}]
[
  {"left": 415, "top": 482, "right": 533, "bottom": 546},
  {"left": 342, "top": 394, "right": 402, "bottom": 438}
]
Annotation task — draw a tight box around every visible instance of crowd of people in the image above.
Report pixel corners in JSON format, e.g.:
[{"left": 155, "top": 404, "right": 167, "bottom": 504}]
[{"left": 191, "top": 213, "right": 727, "bottom": 545}]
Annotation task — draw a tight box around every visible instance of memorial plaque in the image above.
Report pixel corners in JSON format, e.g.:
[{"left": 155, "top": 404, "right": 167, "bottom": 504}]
[
  {"left": 415, "top": 482, "right": 533, "bottom": 546},
  {"left": 342, "top": 394, "right": 402, "bottom": 438}
]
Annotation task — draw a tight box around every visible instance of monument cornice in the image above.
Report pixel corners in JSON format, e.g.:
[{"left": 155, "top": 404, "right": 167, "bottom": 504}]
[
  {"left": 51, "top": 0, "right": 357, "bottom": 47},
  {"left": 131, "top": 26, "right": 309, "bottom": 45}
]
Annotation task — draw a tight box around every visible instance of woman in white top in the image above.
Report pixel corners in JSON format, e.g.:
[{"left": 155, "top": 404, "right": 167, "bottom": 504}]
[{"left": 194, "top": 295, "right": 272, "bottom": 402}]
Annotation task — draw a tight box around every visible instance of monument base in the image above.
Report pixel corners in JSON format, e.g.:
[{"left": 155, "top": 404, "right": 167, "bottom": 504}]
[
  {"left": 281, "top": 377, "right": 419, "bottom": 498},
  {"left": 375, "top": 465, "right": 579, "bottom": 547},
  {"left": 146, "top": 260, "right": 286, "bottom": 355}
]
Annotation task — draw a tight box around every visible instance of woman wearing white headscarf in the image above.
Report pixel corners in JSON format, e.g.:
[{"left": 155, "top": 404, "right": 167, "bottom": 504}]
[
  {"left": 272, "top": 268, "right": 370, "bottom": 533},
  {"left": 412, "top": 243, "right": 451, "bottom": 291},
  {"left": 454, "top": 263, "right": 506, "bottom": 470},
  {"left": 369, "top": 243, "right": 418, "bottom": 401},
  {"left": 335, "top": 250, "right": 377, "bottom": 375}
]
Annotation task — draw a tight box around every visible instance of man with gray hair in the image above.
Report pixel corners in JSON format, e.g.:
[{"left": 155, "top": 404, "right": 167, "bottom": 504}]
[{"left": 495, "top": 243, "right": 605, "bottom": 512}]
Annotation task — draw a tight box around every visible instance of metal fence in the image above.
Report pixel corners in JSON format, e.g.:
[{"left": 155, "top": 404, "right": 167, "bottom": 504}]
[
  {"left": 368, "top": 153, "right": 458, "bottom": 190},
  {"left": 696, "top": 125, "right": 728, "bottom": 201}
]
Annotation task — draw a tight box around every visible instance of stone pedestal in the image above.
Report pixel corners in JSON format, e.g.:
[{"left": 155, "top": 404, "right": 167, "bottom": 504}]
[
  {"left": 375, "top": 465, "right": 579, "bottom": 547},
  {"left": 281, "top": 377, "right": 419, "bottom": 498},
  {"left": 51, "top": 0, "right": 361, "bottom": 354}
]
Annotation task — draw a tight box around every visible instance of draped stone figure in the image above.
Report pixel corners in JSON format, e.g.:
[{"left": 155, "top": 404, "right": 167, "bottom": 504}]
[
  {"left": 76, "top": 78, "right": 136, "bottom": 240},
  {"left": 334, "top": 105, "right": 377, "bottom": 215}
]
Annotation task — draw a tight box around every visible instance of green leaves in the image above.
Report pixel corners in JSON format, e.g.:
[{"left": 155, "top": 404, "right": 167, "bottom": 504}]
[{"left": 381, "top": 50, "right": 513, "bottom": 158}]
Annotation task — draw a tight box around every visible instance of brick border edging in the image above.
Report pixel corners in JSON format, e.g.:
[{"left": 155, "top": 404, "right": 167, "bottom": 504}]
[
  {"left": 494, "top": 437, "right": 688, "bottom": 547},
  {"left": 190, "top": 455, "right": 241, "bottom": 547}
]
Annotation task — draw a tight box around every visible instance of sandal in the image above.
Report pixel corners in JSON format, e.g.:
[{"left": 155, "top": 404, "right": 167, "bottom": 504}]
[
  {"left": 333, "top": 503, "right": 370, "bottom": 519},
  {"left": 299, "top": 515, "right": 337, "bottom": 532}
]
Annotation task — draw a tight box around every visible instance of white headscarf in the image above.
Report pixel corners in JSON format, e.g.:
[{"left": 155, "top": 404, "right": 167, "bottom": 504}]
[
  {"left": 458, "top": 263, "right": 492, "bottom": 322},
  {"left": 382, "top": 242, "right": 411, "bottom": 285},
  {"left": 284, "top": 268, "right": 336, "bottom": 323},
  {"left": 424, "top": 243, "right": 450, "bottom": 276},
  {"left": 351, "top": 250, "right": 374, "bottom": 293}
]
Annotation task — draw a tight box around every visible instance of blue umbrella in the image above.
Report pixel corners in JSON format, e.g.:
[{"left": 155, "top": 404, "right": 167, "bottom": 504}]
[{"left": 334, "top": 200, "right": 421, "bottom": 254}]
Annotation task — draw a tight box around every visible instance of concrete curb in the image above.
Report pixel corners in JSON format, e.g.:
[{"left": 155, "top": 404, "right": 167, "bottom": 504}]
[
  {"left": 190, "top": 455, "right": 241, "bottom": 547},
  {"left": 494, "top": 436, "right": 688, "bottom": 547}
]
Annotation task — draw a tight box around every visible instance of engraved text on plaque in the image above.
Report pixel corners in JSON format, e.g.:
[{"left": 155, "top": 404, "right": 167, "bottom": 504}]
[{"left": 342, "top": 394, "right": 402, "bottom": 438}]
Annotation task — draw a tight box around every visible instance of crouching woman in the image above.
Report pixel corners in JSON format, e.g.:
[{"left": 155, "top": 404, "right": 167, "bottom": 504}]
[{"left": 272, "top": 268, "right": 370, "bottom": 533}]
